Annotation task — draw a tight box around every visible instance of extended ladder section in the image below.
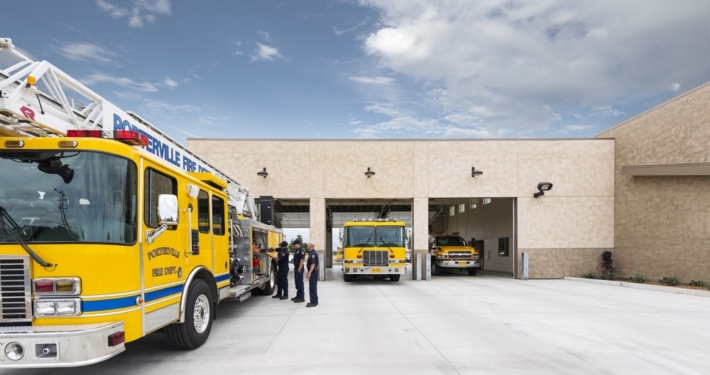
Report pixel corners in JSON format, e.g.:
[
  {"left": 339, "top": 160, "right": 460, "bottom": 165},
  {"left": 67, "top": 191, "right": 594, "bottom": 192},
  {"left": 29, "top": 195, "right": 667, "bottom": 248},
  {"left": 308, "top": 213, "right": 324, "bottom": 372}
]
[{"left": 0, "top": 38, "right": 257, "bottom": 219}]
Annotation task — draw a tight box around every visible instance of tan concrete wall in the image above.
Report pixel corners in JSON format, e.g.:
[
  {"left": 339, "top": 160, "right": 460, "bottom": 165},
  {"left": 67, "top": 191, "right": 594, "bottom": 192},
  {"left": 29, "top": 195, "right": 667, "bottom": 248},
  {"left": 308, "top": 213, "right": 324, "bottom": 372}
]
[
  {"left": 597, "top": 83, "right": 710, "bottom": 282},
  {"left": 188, "top": 139, "right": 615, "bottom": 279}
]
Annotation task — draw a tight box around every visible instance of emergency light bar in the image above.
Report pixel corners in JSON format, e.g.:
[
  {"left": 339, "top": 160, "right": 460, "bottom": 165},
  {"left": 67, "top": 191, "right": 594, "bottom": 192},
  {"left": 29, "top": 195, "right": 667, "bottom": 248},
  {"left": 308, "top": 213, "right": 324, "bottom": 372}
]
[{"left": 66, "top": 130, "right": 149, "bottom": 146}]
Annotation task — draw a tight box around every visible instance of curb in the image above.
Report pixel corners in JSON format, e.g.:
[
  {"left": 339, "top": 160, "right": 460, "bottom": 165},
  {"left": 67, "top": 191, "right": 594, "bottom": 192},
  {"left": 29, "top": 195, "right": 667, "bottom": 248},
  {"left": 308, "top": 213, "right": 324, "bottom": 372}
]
[{"left": 563, "top": 277, "right": 710, "bottom": 298}]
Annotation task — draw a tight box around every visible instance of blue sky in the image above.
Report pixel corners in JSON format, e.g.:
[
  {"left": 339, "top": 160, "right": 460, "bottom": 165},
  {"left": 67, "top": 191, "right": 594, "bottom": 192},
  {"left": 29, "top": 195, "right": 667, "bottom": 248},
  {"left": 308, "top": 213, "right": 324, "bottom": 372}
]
[{"left": 2, "top": 0, "right": 709, "bottom": 144}]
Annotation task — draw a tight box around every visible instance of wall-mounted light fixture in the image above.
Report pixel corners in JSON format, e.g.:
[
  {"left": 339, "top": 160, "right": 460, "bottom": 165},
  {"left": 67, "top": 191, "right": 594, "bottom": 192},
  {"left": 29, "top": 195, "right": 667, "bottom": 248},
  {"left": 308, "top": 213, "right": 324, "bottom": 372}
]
[
  {"left": 257, "top": 167, "right": 268, "bottom": 178},
  {"left": 365, "top": 167, "right": 375, "bottom": 178},
  {"left": 534, "top": 182, "right": 553, "bottom": 198},
  {"left": 471, "top": 167, "right": 483, "bottom": 177}
]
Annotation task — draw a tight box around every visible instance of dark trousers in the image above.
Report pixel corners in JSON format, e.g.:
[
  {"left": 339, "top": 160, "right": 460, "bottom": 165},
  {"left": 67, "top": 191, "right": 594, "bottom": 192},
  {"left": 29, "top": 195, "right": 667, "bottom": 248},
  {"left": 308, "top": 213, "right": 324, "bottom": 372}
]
[
  {"left": 277, "top": 265, "right": 288, "bottom": 296},
  {"left": 309, "top": 272, "right": 318, "bottom": 304},
  {"left": 294, "top": 267, "right": 304, "bottom": 300}
]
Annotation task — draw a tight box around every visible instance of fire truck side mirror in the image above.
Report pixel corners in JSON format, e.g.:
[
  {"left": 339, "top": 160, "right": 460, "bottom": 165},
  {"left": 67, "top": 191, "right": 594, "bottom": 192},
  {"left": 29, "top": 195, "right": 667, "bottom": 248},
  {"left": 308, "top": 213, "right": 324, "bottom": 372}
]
[{"left": 158, "top": 194, "right": 179, "bottom": 226}]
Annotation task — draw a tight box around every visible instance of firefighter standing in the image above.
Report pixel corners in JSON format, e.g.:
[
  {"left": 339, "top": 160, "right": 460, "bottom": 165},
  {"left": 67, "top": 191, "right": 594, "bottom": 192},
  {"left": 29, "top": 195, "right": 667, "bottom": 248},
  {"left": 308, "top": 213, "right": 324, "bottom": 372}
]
[
  {"left": 270, "top": 241, "right": 290, "bottom": 300},
  {"left": 306, "top": 241, "right": 319, "bottom": 307},
  {"left": 291, "top": 239, "right": 306, "bottom": 303}
]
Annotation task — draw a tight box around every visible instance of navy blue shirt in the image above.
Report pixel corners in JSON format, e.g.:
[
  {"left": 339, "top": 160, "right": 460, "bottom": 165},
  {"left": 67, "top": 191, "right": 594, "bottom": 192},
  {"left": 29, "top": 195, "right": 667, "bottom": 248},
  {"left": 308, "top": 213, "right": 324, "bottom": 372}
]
[
  {"left": 307, "top": 249, "right": 319, "bottom": 272},
  {"left": 277, "top": 247, "right": 290, "bottom": 267},
  {"left": 293, "top": 246, "right": 305, "bottom": 268}
]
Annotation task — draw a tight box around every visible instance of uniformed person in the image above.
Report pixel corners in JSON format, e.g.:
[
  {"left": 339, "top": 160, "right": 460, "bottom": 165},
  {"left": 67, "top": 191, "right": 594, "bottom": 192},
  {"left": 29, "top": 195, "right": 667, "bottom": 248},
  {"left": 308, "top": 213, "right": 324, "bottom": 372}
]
[
  {"left": 305, "top": 241, "right": 319, "bottom": 307},
  {"left": 269, "top": 241, "right": 290, "bottom": 300},
  {"left": 291, "top": 239, "right": 306, "bottom": 303}
]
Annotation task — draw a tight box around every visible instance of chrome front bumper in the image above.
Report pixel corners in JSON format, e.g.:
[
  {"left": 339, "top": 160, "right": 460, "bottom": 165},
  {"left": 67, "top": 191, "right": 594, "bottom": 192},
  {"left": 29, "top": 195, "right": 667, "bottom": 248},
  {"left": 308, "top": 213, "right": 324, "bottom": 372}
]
[
  {"left": 0, "top": 322, "right": 125, "bottom": 368},
  {"left": 437, "top": 260, "right": 480, "bottom": 269},
  {"left": 343, "top": 266, "right": 407, "bottom": 275}
]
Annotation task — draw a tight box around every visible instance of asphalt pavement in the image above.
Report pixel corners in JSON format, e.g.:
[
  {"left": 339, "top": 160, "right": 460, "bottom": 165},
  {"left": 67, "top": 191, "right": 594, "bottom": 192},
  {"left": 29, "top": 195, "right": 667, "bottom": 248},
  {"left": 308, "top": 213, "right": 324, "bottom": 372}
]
[{"left": 5, "top": 267, "right": 710, "bottom": 375}]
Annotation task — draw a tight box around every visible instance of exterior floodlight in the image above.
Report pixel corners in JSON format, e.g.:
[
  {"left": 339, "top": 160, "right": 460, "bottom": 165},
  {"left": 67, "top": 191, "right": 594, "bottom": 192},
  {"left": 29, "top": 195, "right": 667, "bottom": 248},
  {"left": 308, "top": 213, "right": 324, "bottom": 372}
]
[
  {"left": 257, "top": 167, "right": 268, "bottom": 178},
  {"left": 0, "top": 38, "right": 11, "bottom": 50},
  {"left": 534, "top": 182, "right": 553, "bottom": 198},
  {"left": 365, "top": 167, "right": 375, "bottom": 178},
  {"left": 471, "top": 167, "right": 483, "bottom": 177}
]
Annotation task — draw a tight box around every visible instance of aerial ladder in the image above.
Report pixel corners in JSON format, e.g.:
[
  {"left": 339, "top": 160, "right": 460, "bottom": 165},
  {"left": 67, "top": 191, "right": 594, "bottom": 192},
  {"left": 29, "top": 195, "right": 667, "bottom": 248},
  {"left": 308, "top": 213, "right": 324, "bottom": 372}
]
[{"left": 0, "top": 37, "right": 259, "bottom": 219}]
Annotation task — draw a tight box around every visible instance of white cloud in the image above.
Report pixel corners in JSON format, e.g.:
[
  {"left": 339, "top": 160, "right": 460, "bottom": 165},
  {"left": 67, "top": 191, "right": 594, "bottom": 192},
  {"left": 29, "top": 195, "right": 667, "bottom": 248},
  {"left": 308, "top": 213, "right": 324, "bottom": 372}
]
[
  {"left": 252, "top": 43, "right": 285, "bottom": 62},
  {"left": 349, "top": 76, "right": 395, "bottom": 84},
  {"left": 141, "top": 99, "right": 201, "bottom": 112},
  {"left": 162, "top": 77, "right": 179, "bottom": 89},
  {"left": 355, "top": 0, "right": 710, "bottom": 137},
  {"left": 563, "top": 124, "right": 593, "bottom": 131},
  {"left": 57, "top": 42, "right": 118, "bottom": 66},
  {"left": 82, "top": 73, "right": 158, "bottom": 92},
  {"left": 257, "top": 31, "right": 274, "bottom": 43},
  {"left": 671, "top": 83, "right": 681, "bottom": 91},
  {"left": 96, "top": 0, "right": 171, "bottom": 28},
  {"left": 334, "top": 17, "right": 370, "bottom": 35}
]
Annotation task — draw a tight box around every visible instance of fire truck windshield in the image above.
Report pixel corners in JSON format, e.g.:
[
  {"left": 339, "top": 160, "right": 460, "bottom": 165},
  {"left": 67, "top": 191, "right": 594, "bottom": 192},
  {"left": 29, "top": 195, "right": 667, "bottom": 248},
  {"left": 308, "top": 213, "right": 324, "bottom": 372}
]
[{"left": 0, "top": 150, "right": 137, "bottom": 244}]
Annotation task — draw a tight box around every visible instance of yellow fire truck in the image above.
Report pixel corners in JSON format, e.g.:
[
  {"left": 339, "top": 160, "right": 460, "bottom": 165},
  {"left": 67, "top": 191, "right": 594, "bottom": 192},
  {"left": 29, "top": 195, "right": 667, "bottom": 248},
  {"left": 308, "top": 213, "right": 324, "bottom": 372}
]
[
  {"left": 429, "top": 233, "right": 481, "bottom": 276},
  {"left": 341, "top": 220, "right": 407, "bottom": 282},
  {"left": 0, "top": 38, "right": 282, "bottom": 368}
]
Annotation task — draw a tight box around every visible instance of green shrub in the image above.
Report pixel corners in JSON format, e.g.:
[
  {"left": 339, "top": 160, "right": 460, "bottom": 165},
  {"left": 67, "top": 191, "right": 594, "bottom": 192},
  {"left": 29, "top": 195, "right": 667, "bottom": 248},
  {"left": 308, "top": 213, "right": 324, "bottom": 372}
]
[
  {"left": 626, "top": 273, "right": 648, "bottom": 283},
  {"left": 689, "top": 280, "right": 710, "bottom": 288},
  {"left": 658, "top": 276, "right": 682, "bottom": 286},
  {"left": 581, "top": 271, "right": 598, "bottom": 279}
]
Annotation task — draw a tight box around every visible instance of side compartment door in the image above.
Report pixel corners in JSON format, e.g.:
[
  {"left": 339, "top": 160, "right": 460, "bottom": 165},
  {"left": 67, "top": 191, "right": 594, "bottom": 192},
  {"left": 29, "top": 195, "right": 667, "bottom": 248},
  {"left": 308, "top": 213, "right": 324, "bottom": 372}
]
[{"left": 142, "top": 165, "right": 185, "bottom": 333}]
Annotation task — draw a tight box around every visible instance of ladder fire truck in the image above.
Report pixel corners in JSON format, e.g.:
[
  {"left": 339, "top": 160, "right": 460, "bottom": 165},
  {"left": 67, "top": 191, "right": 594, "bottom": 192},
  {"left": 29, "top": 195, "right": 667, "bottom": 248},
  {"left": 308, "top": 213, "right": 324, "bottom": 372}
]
[{"left": 0, "top": 38, "right": 282, "bottom": 368}]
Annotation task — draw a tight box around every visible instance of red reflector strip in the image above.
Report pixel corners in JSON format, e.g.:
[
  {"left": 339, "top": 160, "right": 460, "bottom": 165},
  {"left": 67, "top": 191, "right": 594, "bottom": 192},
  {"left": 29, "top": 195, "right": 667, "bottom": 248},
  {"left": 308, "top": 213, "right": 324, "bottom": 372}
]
[
  {"left": 108, "top": 331, "right": 125, "bottom": 347},
  {"left": 356, "top": 255, "right": 362, "bottom": 258},
  {"left": 389, "top": 254, "right": 395, "bottom": 258},
  {"left": 114, "top": 130, "right": 149, "bottom": 146},
  {"left": 34, "top": 280, "right": 54, "bottom": 293},
  {"left": 67, "top": 130, "right": 102, "bottom": 138}
]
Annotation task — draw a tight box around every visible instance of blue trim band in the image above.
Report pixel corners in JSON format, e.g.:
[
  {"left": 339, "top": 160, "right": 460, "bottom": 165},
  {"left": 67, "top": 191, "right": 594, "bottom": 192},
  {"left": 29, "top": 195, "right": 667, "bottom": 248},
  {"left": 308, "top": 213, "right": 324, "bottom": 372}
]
[
  {"left": 215, "top": 274, "right": 230, "bottom": 283},
  {"left": 82, "top": 283, "right": 186, "bottom": 312},
  {"left": 145, "top": 284, "right": 184, "bottom": 302}
]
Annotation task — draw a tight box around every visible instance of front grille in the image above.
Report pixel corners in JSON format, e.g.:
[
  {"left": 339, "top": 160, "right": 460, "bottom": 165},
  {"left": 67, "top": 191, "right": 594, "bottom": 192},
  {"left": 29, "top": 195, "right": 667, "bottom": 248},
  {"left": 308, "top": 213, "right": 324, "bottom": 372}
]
[
  {"left": 448, "top": 251, "right": 472, "bottom": 258},
  {"left": 0, "top": 256, "right": 31, "bottom": 322},
  {"left": 363, "top": 250, "right": 388, "bottom": 266}
]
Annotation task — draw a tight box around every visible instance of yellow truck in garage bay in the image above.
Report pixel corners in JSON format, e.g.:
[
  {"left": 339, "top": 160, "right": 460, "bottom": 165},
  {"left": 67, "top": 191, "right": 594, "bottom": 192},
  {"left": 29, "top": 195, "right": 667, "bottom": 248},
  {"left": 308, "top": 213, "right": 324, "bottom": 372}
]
[
  {"left": 341, "top": 220, "right": 407, "bottom": 282},
  {"left": 429, "top": 233, "right": 481, "bottom": 276}
]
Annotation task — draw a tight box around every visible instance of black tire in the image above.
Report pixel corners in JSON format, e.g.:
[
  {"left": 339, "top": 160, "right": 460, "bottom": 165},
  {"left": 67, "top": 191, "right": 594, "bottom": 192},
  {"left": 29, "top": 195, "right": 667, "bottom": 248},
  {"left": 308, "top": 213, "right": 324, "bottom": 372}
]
[
  {"left": 468, "top": 268, "right": 478, "bottom": 276},
  {"left": 344, "top": 274, "right": 354, "bottom": 282},
  {"left": 260, "top": 262, "right": 277, "bottom": 295},
  {"left": 165, "top": 279, "right": 213, "bottom": 349},
  {"left": 389, "top": 275, "right": 400, "bottom": 282},
  {"left": 431, "top": 258, "right": 443, "bottom": 276}
]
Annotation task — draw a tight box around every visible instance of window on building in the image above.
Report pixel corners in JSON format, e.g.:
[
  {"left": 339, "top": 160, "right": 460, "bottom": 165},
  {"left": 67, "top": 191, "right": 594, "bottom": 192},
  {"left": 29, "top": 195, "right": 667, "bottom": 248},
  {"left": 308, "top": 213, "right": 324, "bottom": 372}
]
[
  {"left": 483, "top": 198, "right": 492, "bottom": 205},
  {"left": 470, "top": 204, "right": 477, "bottom": 210},
  {"left": 459, "top": 204, "right": 465, "bottom": 214},
  {"left": 144, "top": 168, "right": 177, "bottom": 228},
  {"left": 498, "top": 237, "right": 509, "bottom": 257},
  {"left": 448, "top": 205, "right": 455, "bottom": 217}
]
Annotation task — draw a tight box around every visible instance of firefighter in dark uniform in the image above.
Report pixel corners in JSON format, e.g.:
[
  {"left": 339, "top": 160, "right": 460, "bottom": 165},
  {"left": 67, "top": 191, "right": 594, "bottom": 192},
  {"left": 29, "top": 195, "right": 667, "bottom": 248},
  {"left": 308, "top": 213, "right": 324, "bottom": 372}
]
[
  {"left": 291, "top": 239, "right": 306, "bottom": 303},
  {"left": 306, "top": 241, "right": 319, "bottom": 307},
  {"left": 270, "top": 241, "right": 289, "bottom": 300}
]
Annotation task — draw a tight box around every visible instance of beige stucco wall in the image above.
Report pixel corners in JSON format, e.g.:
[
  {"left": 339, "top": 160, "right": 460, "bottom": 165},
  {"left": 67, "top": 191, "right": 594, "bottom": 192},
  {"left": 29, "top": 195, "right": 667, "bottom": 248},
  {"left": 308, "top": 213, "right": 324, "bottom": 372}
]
[
  {"left": 188, "top": 139, "right": 615, "bottom": 279},
  {"left": 596, "top": 82, "right": 710, "bottom": 282}
]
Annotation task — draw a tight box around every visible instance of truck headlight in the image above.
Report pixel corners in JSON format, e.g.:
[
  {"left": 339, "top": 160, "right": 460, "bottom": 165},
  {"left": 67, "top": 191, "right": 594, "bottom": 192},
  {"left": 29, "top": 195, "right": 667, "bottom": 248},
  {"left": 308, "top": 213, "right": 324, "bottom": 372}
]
[
  {"left": 35, "top": 301, "right": 56, "bottom": 315},
  {"left": 35, "top": 299, "right": 82, "bottom": 316},
  {"left": 33, "top": 278, "right": 81, "bottom": 295},
  {"left": 56, "top": 300, "right": 80, "bottom": 315}
]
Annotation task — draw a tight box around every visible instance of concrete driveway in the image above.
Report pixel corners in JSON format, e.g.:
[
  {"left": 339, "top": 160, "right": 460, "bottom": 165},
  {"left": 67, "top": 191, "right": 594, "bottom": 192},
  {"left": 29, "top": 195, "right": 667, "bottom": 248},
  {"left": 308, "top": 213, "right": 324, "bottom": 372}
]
[{"left": 6, "top": 267, "right": 710, "bottom": 375}]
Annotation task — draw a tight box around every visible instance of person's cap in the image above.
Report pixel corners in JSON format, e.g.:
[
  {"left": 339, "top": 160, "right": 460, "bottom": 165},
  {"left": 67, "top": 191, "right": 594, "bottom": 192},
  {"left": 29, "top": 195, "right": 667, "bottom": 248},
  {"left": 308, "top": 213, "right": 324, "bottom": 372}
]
[
  {"left": 279, "top": 241, "right": 288, "bottom": 247},
  {"left": 293, "top": 239, "right": 302, "bottom": 245}
]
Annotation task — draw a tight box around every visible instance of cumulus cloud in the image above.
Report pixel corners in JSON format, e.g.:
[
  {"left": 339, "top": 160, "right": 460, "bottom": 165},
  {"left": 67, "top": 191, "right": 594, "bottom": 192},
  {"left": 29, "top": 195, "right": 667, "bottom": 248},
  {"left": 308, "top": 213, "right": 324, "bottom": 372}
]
[
  {"left": 82, "top": 73, "right": 158, "bottom": 92},
  {"left": 162, "top": 77, "right": 179, "bottom": 89},
  {"left": 349, "top": 76, "right": 395, "bottom": 84},
  {"left": 352, "top": 0, "right": 710, "bottom": 137},
  {"left": 96, "top": 0, "right": 171, "bottom": 28},
  {"left": 57, "top": 42, "right": 119, "bottom": 66},
  {"left": 252, "top": 43, "right": 285, "bottom": 62}
]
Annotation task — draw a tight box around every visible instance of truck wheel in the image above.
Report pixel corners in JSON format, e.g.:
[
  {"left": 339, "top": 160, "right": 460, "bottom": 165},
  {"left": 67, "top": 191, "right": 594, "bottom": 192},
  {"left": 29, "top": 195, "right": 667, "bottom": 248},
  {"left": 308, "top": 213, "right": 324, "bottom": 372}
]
[
  {"left": 261, "top": 263, "right": 277, "bottom": 295},
  {"left": 165, "top": 279, "right": 213, "bottom": 349},
  {"left": 431, "top": 258, "right": 443, "bottom": 276},
  {"left": 468, "top": 268, "right": 478, "bottom": 276},
  {"left": 389, "top": 275, "right": 400, "bottom": 282},
  {"left": 344, "top": 274, "right": 354, "bottom": 282}
]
